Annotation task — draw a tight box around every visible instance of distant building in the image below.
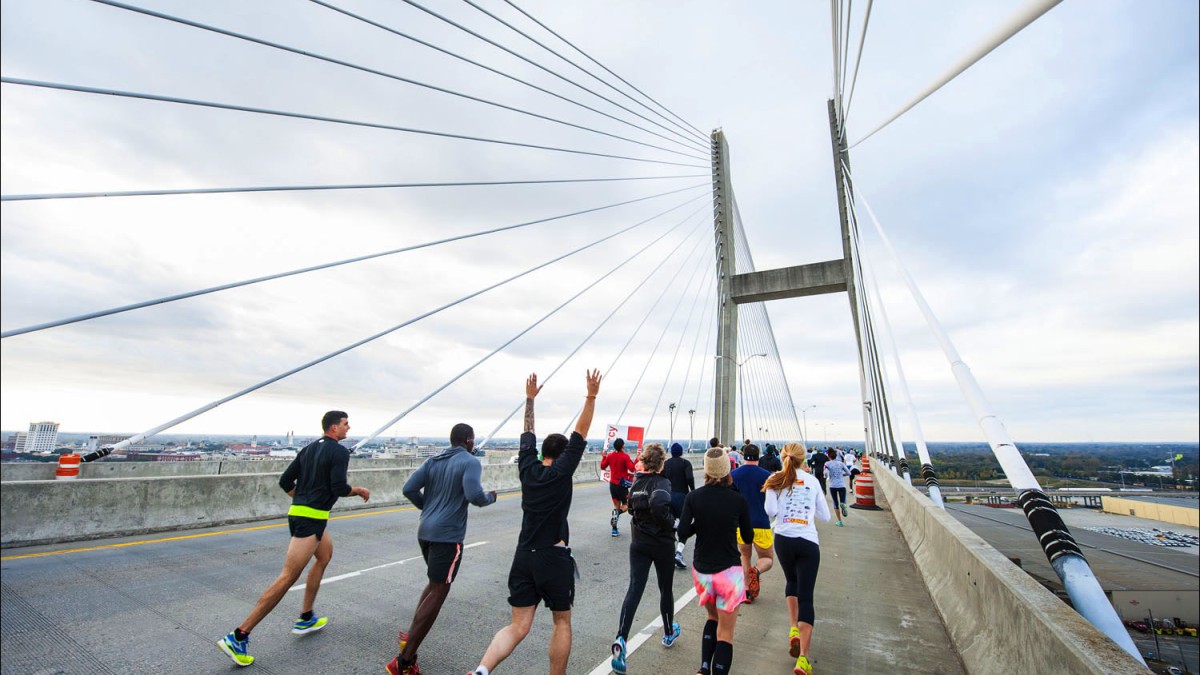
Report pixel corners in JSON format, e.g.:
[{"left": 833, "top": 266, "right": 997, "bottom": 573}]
[
  {"left": 16, "top": 422, "right": 58, "bottom": 453},
  {"left": 12, "top": 432, "right": 28, "bottom": 452}
]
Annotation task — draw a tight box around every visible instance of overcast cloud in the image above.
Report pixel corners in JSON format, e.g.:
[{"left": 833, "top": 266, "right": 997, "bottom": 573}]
[{"left": 1, "top": 0, "right": 1196, "bottom": 444}]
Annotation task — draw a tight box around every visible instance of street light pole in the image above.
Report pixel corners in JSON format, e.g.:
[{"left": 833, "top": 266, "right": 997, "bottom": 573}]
[
  {"left": 688, "top": 409, "right": 696, "bottom": 452},
  {"left": 668, "top": 402, "right": 677, "bottom": 448},
  {"left": 715, "top": 353, "right": 766, "bottom": 445},
  {"left": 797, "top": 405, "right": 817, "bottom": 445}
]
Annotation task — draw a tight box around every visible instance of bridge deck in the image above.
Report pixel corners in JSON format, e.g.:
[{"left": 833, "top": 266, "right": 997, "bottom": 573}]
[{"left": 0, "top": 479, "right": 964, "bottom": 674}]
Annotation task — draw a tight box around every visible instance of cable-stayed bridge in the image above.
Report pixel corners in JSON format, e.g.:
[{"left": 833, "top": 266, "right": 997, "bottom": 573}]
[{"left": 3, "top": 1, "right": 1195, "bottom": 673}]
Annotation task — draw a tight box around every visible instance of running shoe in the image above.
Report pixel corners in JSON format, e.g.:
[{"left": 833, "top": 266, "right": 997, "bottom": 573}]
[
  {"left": 611, "top": 527, "right": 620, "bottom": 537},
  {"left": 835, "top": 520, "right": 844, "bottom": 527},
  {"left": 661, "top": 622, "right": 681, "bottom": 648},
  {"left": 217, "top": 631, "right": 254, "bottom": 667},
  {"left": 746, "top": 566, "right": 760, "bottom": 601},
  {"left": 794, "top": 654, "right": 813, "bottom": 675},
  {"left": 386, "top": 657, "right": 421, "bottom": 675},
  {"left": 788, "top": 626, "right": 802, "bottom": 658},
  {"left": 673, "top": 551, "right": 687, "bottom": 569},
  {"left": 840, "top": 503, "right": 848, "bottom": 518},
  {"left": 292, "top": 615, "right": 328, "bottom": 635},
  {"left": 611, "top": 636, "right": 628, "bottom": 674}
]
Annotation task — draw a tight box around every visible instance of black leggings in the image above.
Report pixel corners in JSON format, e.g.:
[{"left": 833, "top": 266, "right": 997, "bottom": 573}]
[
  {"left": 774, "top": 534, "right": 820, "bottom": 624},
  {"left": 829, "top": 487, "right": 847, "bottom": 512},
  {"left": 617, "top": 539, "right": 675, "bottom": 640}
]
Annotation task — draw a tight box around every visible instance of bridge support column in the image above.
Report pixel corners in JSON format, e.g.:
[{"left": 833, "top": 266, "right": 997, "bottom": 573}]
[
  {"left": 827, "top": 101, "right": 873, "bottom": 455},
  {"left": 711, "top": 130, "right": 737, "bottom": 445}
]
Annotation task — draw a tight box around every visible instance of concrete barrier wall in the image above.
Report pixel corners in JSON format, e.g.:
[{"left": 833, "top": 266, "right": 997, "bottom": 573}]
[
  {"left": 1101, "top": 495, "right": 1200, "bottom": 527},
  {"left": 0, "top": 455, "right": 497, "bottom": 482},
  {"left": 870, "top": 459, "right": 1148, "bottom": 675},
  {"left": 1, "top": 456, "right": 704, "bottom": 548},
  {"left": 1, "top": 459, "right": 607, "bottom": 548}
]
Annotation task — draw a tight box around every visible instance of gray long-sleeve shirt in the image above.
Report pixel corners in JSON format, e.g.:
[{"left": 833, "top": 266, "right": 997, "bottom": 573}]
[{"left": 403, "top": 445, "right": 496, "bottom": 543}]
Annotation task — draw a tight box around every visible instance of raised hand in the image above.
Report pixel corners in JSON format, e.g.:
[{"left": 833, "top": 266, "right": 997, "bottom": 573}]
[
  {"left": 526, "top": 373, "right": 542, "bottom": 399},
  {"left": 585, "top": 368, "right": 602, "bottom": 397}
]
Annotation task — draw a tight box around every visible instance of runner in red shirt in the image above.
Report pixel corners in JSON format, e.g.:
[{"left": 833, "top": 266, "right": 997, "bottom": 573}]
[{"left": 601, "top": 439, "right": 636, "bottom": 537}]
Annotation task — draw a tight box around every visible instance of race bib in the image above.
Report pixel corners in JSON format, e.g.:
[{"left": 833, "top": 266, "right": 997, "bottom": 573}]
[{"left": 785, "top": 518, "right": 809, "bottom": 526}]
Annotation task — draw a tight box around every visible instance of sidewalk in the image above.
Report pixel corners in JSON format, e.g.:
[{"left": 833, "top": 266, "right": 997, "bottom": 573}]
[{"left": 609, "top": 488, "right": 967, "bottom": 674}]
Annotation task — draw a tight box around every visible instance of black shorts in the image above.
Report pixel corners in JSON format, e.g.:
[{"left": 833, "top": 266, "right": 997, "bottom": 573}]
[
  {"left": 420, "top": 540, "right": 464, "bottom": 584},
  {"left": 609, "top": 482, "right": 629, "bottom": 504},
  {"left": 288, "top": 516, "right": 328, "bottom": 541},
  {"left": 507, "top": 547, "right": 575, "bottom": 611}
]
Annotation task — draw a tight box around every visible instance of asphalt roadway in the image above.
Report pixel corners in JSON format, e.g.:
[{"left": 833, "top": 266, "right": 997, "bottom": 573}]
[{"left": 1, "top": 476, "right": 965, "bottom": 675}]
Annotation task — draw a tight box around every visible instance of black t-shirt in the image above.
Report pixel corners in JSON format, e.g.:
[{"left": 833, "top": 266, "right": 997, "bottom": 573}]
[
  {"left": 661, "top": 456, "right": 695, "bottom": 494},
  {"left": 809, "top": 452, "right": 829, "bottom": 474},
  {"left": 279, "top": 436, "right": 352, "bottom": 512},
  {"left": 677, "top": 483, "right": 752, "bottom": 574},
  {"left": 759, "top": 453, "right": 782, "bottom": 472},
  {"left": 516, "top": 430, "right": 586, "bottom": 550}
]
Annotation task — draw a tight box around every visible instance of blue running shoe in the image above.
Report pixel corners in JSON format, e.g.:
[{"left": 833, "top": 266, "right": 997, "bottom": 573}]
[
  {"left": 611, "top": 527, "right": 620, "bottom": 537},
  {"left": 292, "top": 614, "right": 328, "bottom": 635},
  {"left": 662, "top": 622, "right": 681, "bottom": 648},
  {"left": 217, "top": 632, "right": 254, "bottom": 667},
  {"left": 611, "top": 635, "right": 628, "bottom": 674}
]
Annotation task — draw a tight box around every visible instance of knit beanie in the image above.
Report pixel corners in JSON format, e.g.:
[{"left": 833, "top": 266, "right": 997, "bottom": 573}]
[
  {"left": 670, "top": 442, "right": 684, "bottom": 457},
  {"left": 704, "top": 447, "right": 730, "bottom": 479}
]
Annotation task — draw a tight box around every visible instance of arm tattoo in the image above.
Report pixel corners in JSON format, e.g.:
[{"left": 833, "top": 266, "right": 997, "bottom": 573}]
[{"left": 523, "top": 397, "right": 535, "bottom": 433}]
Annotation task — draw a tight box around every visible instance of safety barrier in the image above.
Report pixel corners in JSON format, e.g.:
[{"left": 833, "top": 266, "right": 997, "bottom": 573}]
[
  {"left": 1, "top": 455, "right": 705, "bottom": 548},
  {"left": 870, "top": 458, "right": 1147, "bottom": 675}
]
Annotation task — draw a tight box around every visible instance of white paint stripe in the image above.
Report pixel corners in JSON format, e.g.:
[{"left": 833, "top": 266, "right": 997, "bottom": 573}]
[
  {"left": 585, "top": 588, "right": 698, "bottom": 675},
  {"left": 287, "top": 541, "right": 489, "bottom": 592}
]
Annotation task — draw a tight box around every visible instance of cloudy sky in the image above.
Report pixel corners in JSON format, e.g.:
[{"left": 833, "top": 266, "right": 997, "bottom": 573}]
[{"left": 1, "top": 0, "right": 1196, "bottom": 444}]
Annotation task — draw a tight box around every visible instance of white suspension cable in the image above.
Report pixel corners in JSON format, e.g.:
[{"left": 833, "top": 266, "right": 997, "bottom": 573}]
[
  {"left": 1, "top": 183, "right": 706, "bottom": 339},
  {"left": 0, "top": 174, "right": 707, "bottom": 203},
  {"left": 842, "top": 0, "right": 873, "bottom": 127},
  {"left": 615, "top": 242, "right": 711, "bottom": 424},
  {"left": 355, "top": 206, "right": 704, "bottom": 448},
  {"left": 474, "top": 219, "right": 707, "bottom": 448},
  {"left": 850, "top": 0, "right": 1063, "bottom": 148},
  {"left": 643, "top": 266, "right": 718, "bottom": 439},
  {"left": 860, "top": 235, "right": 943, "bottom": 507},
  {"left": 557, "top": 213, "right": 715, "bottom": 435},
  {"left": 99, "top": 194, "right": 702, "bottom": 452},
  {"left": 849, "top": 169, "right": 1145, "bottom": 664}
]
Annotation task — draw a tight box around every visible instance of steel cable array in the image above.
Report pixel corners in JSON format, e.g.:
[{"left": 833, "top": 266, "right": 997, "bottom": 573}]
[{"left": 1, "top": 0, "right": 746, "bottom": 445}]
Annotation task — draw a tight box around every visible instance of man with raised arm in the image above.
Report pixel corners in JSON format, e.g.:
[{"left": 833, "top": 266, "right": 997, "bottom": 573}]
[
  {"left": 387, "top": 423, "right": 497, "bottom": 675},
  {"left": 470, "top": 369, "right": 602, "bottom": 675},
  {"left": 217, "top": 410, "right": 371, "bottom": 668}
]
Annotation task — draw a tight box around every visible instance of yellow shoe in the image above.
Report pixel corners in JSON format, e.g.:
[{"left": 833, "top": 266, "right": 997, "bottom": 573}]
[
  {"left": 788, "top": 626, "right": 801, "bottom": 657},
  {"left": 794, "top": 654, "right": 813, "bottom": 675}
]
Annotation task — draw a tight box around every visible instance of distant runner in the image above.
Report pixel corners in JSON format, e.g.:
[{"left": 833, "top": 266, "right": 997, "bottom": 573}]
[
  {"left": 661, "top": 442, "right": 695, "bottom": 568},
  {"left": 609, "top": 443, "right": 680, "bottom": 674},
  {"left": 601, "top": 437, "right": 636, "bottom": 536},
  {"left": 730, "top": 444, "right": 775, "bottom": 603},
  {"left": 764, "top": 443, "right": 832, "bottom": 675},
  {"left": 217, "top": 410, "right": 370, "bottom": 668}
]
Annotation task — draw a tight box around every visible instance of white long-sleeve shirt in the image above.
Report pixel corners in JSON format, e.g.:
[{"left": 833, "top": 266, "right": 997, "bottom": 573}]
[{"left": 765, "top": 470, "right": 832, "bottom": 545}]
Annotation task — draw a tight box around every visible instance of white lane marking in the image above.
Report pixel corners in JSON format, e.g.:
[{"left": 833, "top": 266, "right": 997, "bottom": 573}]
[
  {"left": 585, "top": 587, "right": 699, "bottom": 675},
  {"left": 287, "top": 541, "right": 489, "bottom": 592}
]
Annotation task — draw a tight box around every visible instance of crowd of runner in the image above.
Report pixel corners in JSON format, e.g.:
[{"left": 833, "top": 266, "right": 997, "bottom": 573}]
[{"left": 214, "top": 369, "right": 863, "bottom": 675}]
